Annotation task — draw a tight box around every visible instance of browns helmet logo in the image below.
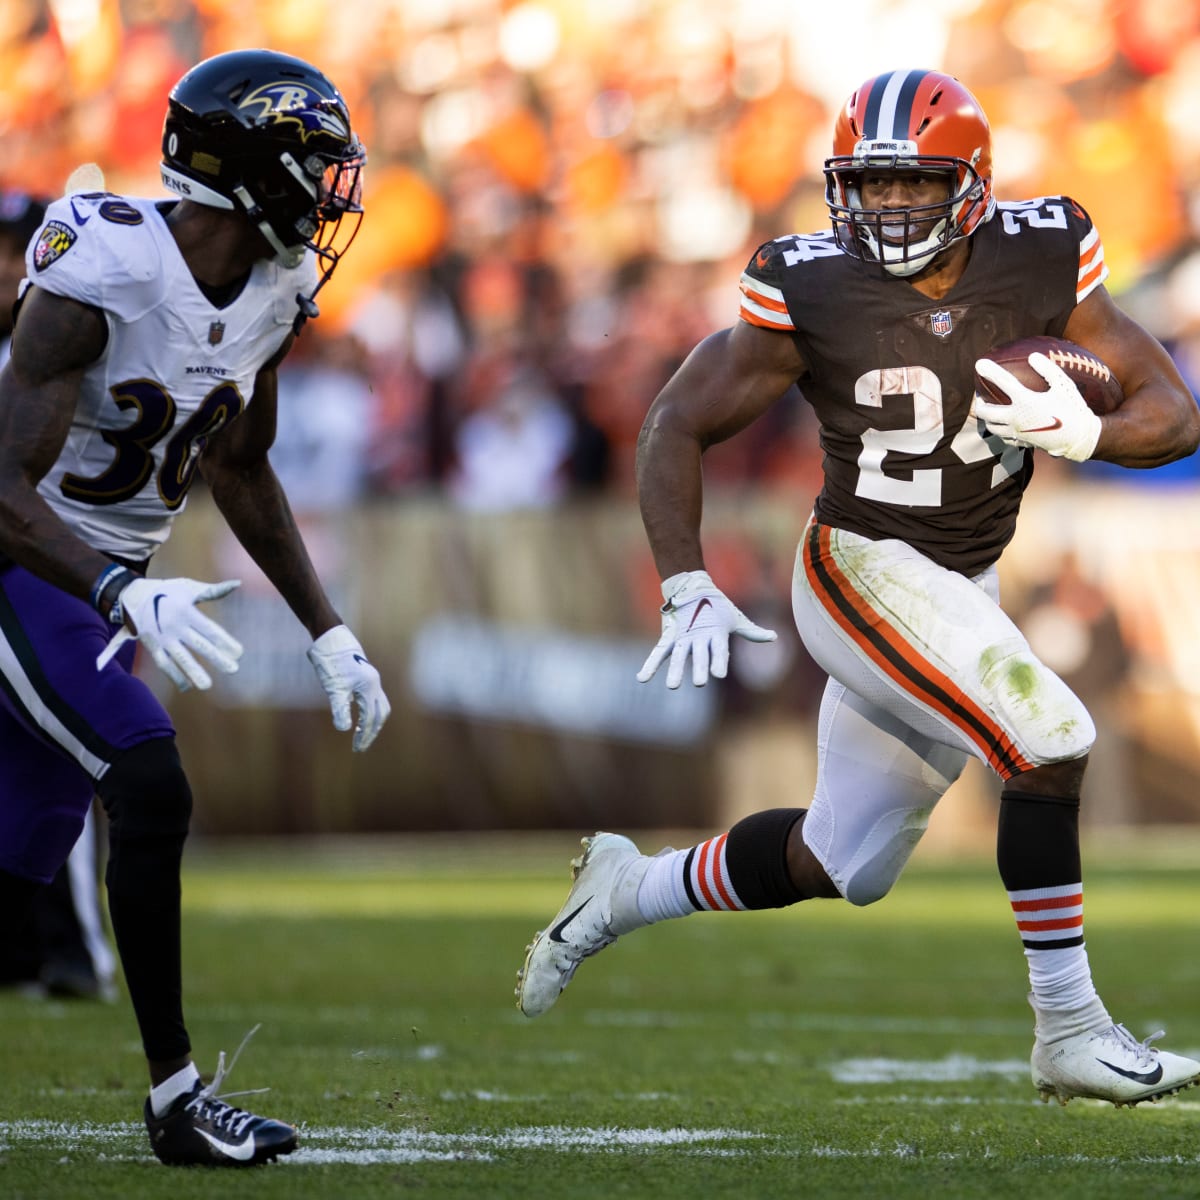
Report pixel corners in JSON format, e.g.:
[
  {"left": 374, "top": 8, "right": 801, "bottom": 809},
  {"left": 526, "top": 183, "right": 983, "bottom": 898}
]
[
  {"left": 237, "top": 82, "right": 350, "bottom": 144},
  {"left": 33, "top": 220, "right": 77, "bottom": 272}
]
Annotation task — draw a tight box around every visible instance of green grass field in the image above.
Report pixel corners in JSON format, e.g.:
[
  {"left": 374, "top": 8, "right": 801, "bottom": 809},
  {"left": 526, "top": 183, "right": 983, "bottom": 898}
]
[{"left": 4, "top": 832, "right": 1200, "bottom": 1199}]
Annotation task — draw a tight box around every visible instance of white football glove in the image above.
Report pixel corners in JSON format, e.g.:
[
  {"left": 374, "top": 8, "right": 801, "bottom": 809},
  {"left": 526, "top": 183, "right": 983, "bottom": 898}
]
[
  {"left": 95, "top": 577, "right": 243, "bottom": 691},
  {"left": 307, "top": 624, "right": 391, "bottom": 752},
  {"left": 636, "top": 570, "right": 777, "bottom": 690},
  {"left": 971, "top": 352, "right": 1102, "bottom": 462}
]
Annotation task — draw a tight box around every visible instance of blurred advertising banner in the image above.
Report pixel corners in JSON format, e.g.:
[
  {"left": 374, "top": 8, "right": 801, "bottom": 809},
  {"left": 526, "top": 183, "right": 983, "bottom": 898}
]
[
  {"left": 408, "top": 616, "right": 715, "bottom": 746},
  {"left": 147, "top": 483, "right": 1200, "bottom": 836}
]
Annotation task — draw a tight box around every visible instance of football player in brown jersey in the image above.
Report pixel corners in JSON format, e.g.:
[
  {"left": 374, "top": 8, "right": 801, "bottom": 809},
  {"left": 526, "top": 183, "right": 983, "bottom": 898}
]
[{"left": 517, "top": 68, "right": 1200, "bottom": 1108}]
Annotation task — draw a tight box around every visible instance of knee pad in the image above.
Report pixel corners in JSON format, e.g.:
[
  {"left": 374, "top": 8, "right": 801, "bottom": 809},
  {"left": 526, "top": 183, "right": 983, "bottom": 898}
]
[
  {"left": 979, "top": 645, "right": 1096, "bottom": 763},
  {"left": 835, "top": 805, "right": 934, "bottom": 907},
  {"left": 805, "top": 701, "right": 968, "bottom": 907},
  {"left": 96, "top": 737, "right": 192, "bottom": 840}
]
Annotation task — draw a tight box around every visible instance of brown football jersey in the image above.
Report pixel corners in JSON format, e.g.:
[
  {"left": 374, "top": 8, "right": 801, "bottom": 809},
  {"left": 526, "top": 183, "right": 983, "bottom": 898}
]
[{"left": 739, "top": 196, "right": 1108, "bottom": 576}]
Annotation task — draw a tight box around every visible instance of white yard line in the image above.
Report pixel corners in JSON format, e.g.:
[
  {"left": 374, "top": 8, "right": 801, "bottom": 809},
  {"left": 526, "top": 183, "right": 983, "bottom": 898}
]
[{"left": 7, "top": 1116, "right": 1200, "bottom": 1167}]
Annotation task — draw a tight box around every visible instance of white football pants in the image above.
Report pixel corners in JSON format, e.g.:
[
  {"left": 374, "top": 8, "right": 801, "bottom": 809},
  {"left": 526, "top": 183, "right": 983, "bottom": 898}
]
[{"left": 792, "top": 520, "right": 1095, "bottom": 905}]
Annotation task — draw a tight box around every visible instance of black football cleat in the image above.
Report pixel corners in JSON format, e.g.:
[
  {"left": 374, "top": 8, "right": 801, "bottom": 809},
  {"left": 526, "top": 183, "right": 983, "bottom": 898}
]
[
  {"left": 145, "top": 1079, "right": 297, "bottom": 1166},
  {"left": 144, "top": 1027, "right": 297, "bottom": 1167}
]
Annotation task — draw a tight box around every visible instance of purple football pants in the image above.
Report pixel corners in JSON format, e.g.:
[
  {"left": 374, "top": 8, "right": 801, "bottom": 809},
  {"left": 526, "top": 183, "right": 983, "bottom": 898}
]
[{"left": 0, "top": 564, "right": 174, "bottom": 883}]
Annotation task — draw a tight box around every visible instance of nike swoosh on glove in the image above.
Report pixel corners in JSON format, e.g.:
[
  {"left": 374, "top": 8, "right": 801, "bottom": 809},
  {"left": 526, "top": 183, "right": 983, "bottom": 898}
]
[
  {"left": 971, "top": 352, "right": 1102, "bottom": 462},
  {"left": 636, "top": 570, "right": 777, "bottom": 689},
  {"left": 95, "top": 576, "right": 242, "bottom": 691},
  {"left": 307, "top": 624, "right": 391, "bottom": 752}
]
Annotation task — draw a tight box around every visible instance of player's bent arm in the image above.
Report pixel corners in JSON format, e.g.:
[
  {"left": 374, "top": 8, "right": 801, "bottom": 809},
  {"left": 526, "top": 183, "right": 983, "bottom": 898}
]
[
  {"left": 1062, "top": 286, "right": 1200, "bottom": 468},
  {"left": 0, "top": 288, "right": 117, "bottom": 596},
  {"left": 199, "top": 351, "right": 341, "bottom": 640},
  {"left": 636, "top": 320, "right": 807, "bottom": 578}
]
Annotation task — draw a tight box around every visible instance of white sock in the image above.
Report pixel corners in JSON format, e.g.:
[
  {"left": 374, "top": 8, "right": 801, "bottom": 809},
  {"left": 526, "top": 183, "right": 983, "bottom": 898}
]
[
  {"left": 1027, "top": 943, "right": 1110, "bottom": 1041},
  {"left": 149, "top": 1062, "right": 201, "bottom": 1118},
  {"left": 635, "top": 847, "right": 696, "bottom": 924}
]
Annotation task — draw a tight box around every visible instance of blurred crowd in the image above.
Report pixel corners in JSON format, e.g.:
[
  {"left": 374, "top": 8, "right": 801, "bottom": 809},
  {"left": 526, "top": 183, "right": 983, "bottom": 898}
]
[{"left": 4, "top": 0, "right": 1200, "bottom": 511}]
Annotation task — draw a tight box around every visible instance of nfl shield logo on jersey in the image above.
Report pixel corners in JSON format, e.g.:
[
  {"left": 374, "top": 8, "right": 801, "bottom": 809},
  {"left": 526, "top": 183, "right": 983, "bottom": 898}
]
[
  {"left": 930, "top": 310, "right": 953, "bottom": 338},
  {"left": 208, "top": 320, "right": 225, "bottom": 345}
]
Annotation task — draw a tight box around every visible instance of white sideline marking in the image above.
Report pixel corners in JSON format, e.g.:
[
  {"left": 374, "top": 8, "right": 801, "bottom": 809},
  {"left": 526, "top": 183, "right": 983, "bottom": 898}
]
[
  {"left": 437, "top": 1090, "right": 680, "bottom": 1103},
  {"left": 0, "top": 1120, "right": 764, "bottom": 1166},
  {"left": 836, "top": 1094, "right": 1033, "bottom": 1107},
  {"left": 832, "top": 1055, "right": 1029, "bottom": 1083},
  {"left": 8, "top": 1118, "right": 1200, "bottom": 1168},
  {"left": 584, "top": 1009, "right": 1030, "bottom": 1037}
]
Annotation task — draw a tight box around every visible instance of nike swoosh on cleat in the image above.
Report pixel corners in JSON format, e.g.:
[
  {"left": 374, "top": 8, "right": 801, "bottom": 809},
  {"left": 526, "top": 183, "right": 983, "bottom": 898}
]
[
  {"left": 1025, "top": 418, "right": 1063, "bottom": 432},
  {"left": 686, "top": 598, "right": 713, "bottom": 630},
  {"left": 197, "top": 1128, "right": 257, "bottom": 1161},
  {"left": 549, "top": 898, "right": 593, "bottom": 943},
  {"left": 1096, "top": 1059, "right": 1164, "bottom": 1086}
]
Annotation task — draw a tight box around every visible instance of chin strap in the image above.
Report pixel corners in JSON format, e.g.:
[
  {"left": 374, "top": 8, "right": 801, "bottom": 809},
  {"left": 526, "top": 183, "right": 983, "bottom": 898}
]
[{"left": 292, "top": 293, "right": 320, "bottom": 336}]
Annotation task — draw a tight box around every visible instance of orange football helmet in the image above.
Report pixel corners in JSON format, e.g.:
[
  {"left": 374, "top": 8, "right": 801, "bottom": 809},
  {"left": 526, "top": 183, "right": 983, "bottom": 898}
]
[{"left": 824, "top": 69, "right": 994, "bottom": 276}]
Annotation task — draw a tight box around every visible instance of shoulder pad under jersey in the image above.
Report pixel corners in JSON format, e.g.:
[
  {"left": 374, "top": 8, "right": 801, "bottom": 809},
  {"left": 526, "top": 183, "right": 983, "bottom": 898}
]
[
  {"left": 995, "top": 195, "right": 1108, "bottom": 304},
  {"left": 738, "top": 233, "right": 841, "bottom": 331},
  {"left": 265, "top": 251, "right": 320, "bottom": 329},
  {"left": 25, "top": 194, "right": 167, "bottom": 320}
]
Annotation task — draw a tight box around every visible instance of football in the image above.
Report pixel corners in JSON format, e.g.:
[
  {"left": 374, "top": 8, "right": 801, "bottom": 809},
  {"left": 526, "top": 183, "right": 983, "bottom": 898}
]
[{"left": 974, "top": 335, "right": 1124, "bottom": 415}]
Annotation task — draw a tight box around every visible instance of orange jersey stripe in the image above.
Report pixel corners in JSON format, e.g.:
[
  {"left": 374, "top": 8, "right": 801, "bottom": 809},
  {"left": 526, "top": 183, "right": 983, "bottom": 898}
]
[
  {"left": 739, "top": 280, "right": 789, "bottom": 314},
  {"left": 1077, "top": 233, "right": 1107, "bottom": 301},
  {"left": 739, "top": 307, "right": 795, "bottom": 331},
  {"left": 804, "top": 524, "right": 1034, "bottom": 778},
  {"left": 1077, "top": 260, "right": 1105, "bottom": 297}
]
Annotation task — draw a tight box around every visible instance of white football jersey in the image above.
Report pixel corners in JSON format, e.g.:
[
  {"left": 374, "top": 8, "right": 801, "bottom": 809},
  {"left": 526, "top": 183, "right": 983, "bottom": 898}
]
[{"left": 23, "top": 193, "right": 316, "bottom": 560}]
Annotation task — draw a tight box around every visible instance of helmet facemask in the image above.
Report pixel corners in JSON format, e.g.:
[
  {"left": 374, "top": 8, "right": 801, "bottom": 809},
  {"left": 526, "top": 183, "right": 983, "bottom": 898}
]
[
  {"left": 825, "top": 148, "right": 988, "bottom": 277},
  {"left": 232, "top": 139, "right": 366, "bottom": 278}
]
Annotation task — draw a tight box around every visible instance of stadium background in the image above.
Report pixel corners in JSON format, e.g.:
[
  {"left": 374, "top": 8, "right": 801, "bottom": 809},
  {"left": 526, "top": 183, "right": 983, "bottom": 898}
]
[{"left": 5, "top": 0, "right": 1200, "bottom": 841}]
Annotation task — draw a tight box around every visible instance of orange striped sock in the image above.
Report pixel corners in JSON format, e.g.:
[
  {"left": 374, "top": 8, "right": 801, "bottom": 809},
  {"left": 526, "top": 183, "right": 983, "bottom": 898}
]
[
  {"left": 1008, "top": 883, "right": 1084, "bottom": 950},
  {"left": 682, "top": 834, "right": 746, "bottom": 912},
  {"left": 1009, "top": 883, "right": 1104, "bottom": 1020}
]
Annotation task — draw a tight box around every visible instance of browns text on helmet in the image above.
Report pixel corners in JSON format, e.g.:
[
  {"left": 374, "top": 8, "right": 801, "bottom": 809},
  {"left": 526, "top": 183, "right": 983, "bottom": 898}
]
[{"left": 824, "top": 69, "right": 994, "bottom": 277}]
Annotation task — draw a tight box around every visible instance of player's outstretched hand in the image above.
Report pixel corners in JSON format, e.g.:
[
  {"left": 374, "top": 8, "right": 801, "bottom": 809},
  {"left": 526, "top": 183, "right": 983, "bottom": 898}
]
[
  {"left": 307, "top": 624, "right": 390, "bottom": 752},
  {"left": 95, "top": 576, "right": 243, "bottom": 691},
  {"left": 637, "top": 569, "right": 777, "bottom": 690},
  {"left": 971, "top": 353, "right": 1102, "bottom": 462}
]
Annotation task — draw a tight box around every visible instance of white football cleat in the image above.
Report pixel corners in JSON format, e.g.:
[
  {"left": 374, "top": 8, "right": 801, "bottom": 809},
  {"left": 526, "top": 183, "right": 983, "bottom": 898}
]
[
  {"left": 516, "top": 832, "right": 648, "bottom": 1018},
  {"left": 1032, "top": 1023, "right": 1200, "bottom": 1107}
]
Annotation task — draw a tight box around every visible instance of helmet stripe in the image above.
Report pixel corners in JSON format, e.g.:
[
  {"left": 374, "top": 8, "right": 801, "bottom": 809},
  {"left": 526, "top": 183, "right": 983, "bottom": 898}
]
[{"left": 862, "top": 69, "right": 927, "bottom": 141}]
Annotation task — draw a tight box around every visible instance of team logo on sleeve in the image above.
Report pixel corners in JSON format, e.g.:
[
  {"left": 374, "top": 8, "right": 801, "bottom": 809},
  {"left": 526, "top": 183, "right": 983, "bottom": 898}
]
[{"left": 33, "top": 221, "right": 78, "bottom": 272}]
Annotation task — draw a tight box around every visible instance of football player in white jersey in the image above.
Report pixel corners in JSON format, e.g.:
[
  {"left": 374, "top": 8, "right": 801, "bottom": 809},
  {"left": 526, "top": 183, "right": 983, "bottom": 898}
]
[
  {"left": 0, "top": 50, "right": 390, "bottom": 1166},
  {"left": 0, "top": 188, "right": 118, "bottom": 1003},
  {"left": 516, "top": 69, "right": 1200, "bottom": 1110}
]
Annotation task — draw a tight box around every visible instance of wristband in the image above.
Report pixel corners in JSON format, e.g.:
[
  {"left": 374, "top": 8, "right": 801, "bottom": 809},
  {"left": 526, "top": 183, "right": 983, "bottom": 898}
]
[{"left": 91, "top": 565, "right": 137, "bottom": 624}]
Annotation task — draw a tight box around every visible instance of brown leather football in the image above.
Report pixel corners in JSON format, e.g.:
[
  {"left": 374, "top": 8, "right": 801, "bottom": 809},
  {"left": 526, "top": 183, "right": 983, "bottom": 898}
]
[{"left": 974, "top": 336, "right": 1124, "bottom": 414}]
